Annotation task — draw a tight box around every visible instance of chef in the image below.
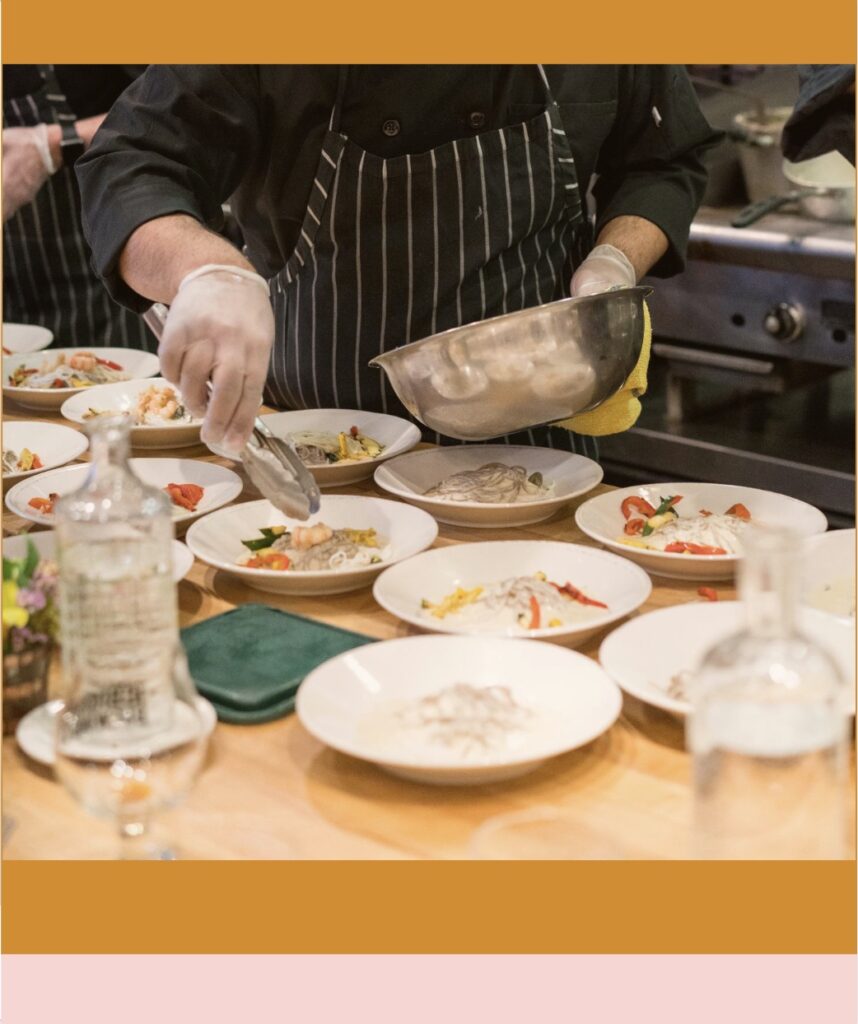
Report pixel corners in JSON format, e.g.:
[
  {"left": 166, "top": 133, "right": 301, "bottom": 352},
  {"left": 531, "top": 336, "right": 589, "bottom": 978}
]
[{"left": 77, "top": 65, "right": 719, "bottom": 456}]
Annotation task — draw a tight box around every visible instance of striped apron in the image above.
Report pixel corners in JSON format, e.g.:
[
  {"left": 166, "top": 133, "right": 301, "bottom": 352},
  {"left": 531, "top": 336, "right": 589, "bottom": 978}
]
[
  {"left": 266, "top": 66, "right": 597, "bottom": 457},
  {"left": 2, "top": 66, "right": 152, "bottom": 351}
]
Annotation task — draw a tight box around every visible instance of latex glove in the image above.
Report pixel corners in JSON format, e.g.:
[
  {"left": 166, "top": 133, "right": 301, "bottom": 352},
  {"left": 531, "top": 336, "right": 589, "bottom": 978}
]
[
  {"left": 2, "top": 124, "right": 57, "bottom": 221},
  {"left": 159, "top": 265, "right": 274, "bottom": 457},
  {"left": 570, "top": 244, "right": 636, "bottom": 298}
]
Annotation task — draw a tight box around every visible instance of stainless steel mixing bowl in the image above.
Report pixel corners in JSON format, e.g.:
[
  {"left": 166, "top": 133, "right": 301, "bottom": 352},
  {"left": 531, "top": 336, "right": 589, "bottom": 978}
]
[{"left": 369, "top": 286, "right": 651, "bottom": 440}]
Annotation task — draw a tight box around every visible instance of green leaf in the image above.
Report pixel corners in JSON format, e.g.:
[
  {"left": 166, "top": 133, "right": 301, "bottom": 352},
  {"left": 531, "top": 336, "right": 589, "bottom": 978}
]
[{"left": 21, "top": 539, "right": 40, "bottom": 586}]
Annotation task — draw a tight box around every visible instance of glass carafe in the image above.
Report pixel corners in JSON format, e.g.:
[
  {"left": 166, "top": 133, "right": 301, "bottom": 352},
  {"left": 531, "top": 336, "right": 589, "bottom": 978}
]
[
  {"left": 688, "top": 526, "right": 850, "bottom": 859},
  {"left": 53, "top": 416, "right": 206, "bottom": 858}
]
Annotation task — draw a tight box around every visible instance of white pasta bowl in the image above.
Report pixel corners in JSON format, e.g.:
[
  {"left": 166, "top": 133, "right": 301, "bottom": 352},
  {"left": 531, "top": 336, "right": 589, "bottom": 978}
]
[
  {"left": 5, "top": 458, "right": 242, "bottom": 531},
  {"left": 259, "top": 408, "right": 421, "bottom": 487},
  {"left": 372, "top": 540, "right": 651, "bottom": 648},
  {"left": 599, "top": 600, "right": 856, "bottom": 718},
  {"left": 575, "top": 483, "right": 827, "bottom": 581},
  {"left": 2, "top": 322, "right": 53, "bottom": 354},
  {"left": 2, "top": 529, "right": 194, "bottom": 583},
  {"left": 2, "top": 421, "right": 88, "bottom": 485},
  {"left": 185, "top": 494, "right": 439, "bottom": 596},
  {"left": 296, "top": 635, "right": 623, "bottom": 784},
  {"left": 3, "top": 347, "right": 160, "bottom": 410},
  {"left": 61, "top": 378, "right": 203, "bottom": 449},
  {"left": 374, "top": 444, "right": 603, "bottom": 528},
  {"left": 801, "top": 529, "right": 855, "bottom": 622}
]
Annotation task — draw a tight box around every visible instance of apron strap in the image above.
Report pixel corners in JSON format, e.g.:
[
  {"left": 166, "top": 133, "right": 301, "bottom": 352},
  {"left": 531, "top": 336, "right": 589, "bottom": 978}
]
[
  {"left": 35, "top": 65, "right": 77, "bottom": 124},
  {"left": 328, "top": 66, "right": 349, "bottom": 133},
  {"left": 536, "top": 64, "right": 555, "bottom": 102}
]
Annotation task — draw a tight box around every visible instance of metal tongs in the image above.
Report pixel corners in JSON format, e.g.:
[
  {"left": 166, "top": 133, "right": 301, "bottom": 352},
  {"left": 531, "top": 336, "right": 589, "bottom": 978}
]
[{"left": 142, "top": 303, "right": 320, "bottom": 520}]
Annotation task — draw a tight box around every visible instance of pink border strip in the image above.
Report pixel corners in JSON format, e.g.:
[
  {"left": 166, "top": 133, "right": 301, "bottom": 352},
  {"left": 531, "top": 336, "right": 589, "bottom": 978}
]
[{"left": 3, "top": 954, "right": 856, "bottom": 1023}]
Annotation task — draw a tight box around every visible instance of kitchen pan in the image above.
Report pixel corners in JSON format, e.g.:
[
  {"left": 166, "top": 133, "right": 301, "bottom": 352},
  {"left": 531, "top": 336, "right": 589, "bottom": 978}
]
[
  {"left": 369, "top": 286, "right": 650, "bottom": 441},
  {"left": 732, "top": 150, "right": 855, "bottom": 227}
]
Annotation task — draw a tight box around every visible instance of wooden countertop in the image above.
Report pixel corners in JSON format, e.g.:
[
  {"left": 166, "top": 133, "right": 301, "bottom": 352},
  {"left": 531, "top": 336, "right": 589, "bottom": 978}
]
[{"left": 3, "top": 392, "right": 818, "bottom": 860}]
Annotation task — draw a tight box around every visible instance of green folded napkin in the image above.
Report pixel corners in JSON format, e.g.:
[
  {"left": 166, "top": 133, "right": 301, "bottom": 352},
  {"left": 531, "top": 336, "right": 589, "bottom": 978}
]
[{"left": 180, "top": 604, "right": 375, "bottom": 724}]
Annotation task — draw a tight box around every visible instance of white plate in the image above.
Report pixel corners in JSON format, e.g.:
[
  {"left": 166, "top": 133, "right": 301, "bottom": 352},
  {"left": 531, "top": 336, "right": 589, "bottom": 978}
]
[
  {"left": 2, "top": 323, "right": 53, "bottom": 354},
  {"left": 575, "top": 482, "right": 827, "bottom": 580},
  {"left": 186, "top": 494, "right": 438, "bottom": 596},
  {"left": 599, "top": 600, "right": 856, "bottom": 717},
  {"left": 5, "top": 458, "right": 242, "bottom": 531},
  {"left": 2, "top": 530, "right": 194, "bottom": 583},
  {"left": 3, "top": 347, "right": 160, "bottom": 410},
  {"left": 61, "top": 378, "right": 203, "bottom": 449},
  {"left": 802, "top": 529, "right": 855, "bottom": 621},
  {"left": 373, "top": 540, "right": 652, "bottom": 648},
  {"left": 259, "top": 408, "right": 421, "bottom": 487},
  {"left": 15, "top": 696, "right": 218, "bottom": 768},
  {"left": 374, "top": 445, "right": 603, "bottom": 528},
  {"left": 297, "top": 635, "right": 623, "bottom": 784},
  {"left": 1, "top": 421, "right": 88, "bottom": 483}
]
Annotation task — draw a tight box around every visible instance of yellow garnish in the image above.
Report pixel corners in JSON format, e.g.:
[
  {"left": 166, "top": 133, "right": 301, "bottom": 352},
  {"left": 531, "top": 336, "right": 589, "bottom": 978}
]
[
  {"left": 342, "top": 528, "right": 378, "bottom": 547},
  {"left": 422, "top": 586, "right": 484, "bottom": 619},
  {"left": 548, "top": 618, "right": 562, "bottom": 628}
]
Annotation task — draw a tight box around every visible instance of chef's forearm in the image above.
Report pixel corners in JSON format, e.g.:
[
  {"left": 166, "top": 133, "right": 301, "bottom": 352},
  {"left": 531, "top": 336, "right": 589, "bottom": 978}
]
[
  {"left": 118, "top": 213, "right": 255, "bottom": 304},
  {"left": 595, "top": 216, "right": 669, "bottom": 281}
]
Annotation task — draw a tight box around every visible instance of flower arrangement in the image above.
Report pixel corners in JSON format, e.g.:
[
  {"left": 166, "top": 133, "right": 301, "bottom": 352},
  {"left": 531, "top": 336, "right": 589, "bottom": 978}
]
[{"left": 2, "top": 539, "right": 59, "bottom": 656}]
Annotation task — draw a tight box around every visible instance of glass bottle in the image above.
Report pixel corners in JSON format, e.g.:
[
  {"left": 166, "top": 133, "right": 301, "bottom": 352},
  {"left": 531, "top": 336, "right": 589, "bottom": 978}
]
[
  {"left": 53, "top": 416, "right": 205, "bottom": 858},
  {"left": 688, "top": 526, "right": 850, "bottom": 859}
]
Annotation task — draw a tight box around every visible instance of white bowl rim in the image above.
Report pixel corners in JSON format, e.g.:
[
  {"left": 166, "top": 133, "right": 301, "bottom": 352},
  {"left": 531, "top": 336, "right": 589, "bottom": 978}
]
[
  {"left": 575, "top": 481, "right": 828, "bottom": 564},
  {"left": 374, "top": 444, "right": 603, "bottom": 510},
  {"left": 296, "top": 634, "right": 623, "bottom": 770},
  {"left": 372, "top": 539, "right": 652, "bottom": 639},
  {"left": 60, "top": 378, "right": 203, "bottom": 427},
  {"left": 186, "top": 495, "right": 439, "bottom": 581},
  {"left": 3, "top": 347, "right": 160, "bottom": 393}
]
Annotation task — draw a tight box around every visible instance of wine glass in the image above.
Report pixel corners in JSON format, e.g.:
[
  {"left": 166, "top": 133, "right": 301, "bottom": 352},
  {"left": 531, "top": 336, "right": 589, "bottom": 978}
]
[{"left": 54, "top": 647, "right": 207, "bottom": 860}]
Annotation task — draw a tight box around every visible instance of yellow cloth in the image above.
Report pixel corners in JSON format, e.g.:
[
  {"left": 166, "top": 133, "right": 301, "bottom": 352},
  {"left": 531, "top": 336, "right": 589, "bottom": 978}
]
[{"left": 555, "top": 301, "right": 651, "bottom": 437}]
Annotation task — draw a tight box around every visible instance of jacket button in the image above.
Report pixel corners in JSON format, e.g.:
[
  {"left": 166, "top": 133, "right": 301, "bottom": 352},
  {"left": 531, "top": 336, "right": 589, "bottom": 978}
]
[
  {"left": 382, "top": 119, "right": 400, "bottom": 137},
  {"left": 468, "top": 111, "right": 486, "bottom": 129}
]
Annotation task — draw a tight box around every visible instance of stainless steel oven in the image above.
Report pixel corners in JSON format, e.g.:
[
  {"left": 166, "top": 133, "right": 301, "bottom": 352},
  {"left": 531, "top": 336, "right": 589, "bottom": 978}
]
[{"left": 599, "top": 205, "right": 855, "bottom": 527}]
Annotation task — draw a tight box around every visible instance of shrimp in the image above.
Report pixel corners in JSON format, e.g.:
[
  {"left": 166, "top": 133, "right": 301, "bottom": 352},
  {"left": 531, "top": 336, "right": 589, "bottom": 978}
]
[
  {"left": 69, "top": 351, "right": 97, "bottom": 372},
  {"left": 291, "top": 523, "right": 333, "bottom": 550}
]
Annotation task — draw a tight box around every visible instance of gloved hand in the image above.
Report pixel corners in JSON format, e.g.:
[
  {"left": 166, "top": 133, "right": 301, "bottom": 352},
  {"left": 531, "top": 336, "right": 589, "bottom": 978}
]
[
  {"left": 570, "top": 243, "right": 637, "bottom": 298},
  {"left": 158, "top": 265, "right": 275, "bottom": 457},
  {"left": 2, "top": 124, "right": 57, "bottom": 222}
]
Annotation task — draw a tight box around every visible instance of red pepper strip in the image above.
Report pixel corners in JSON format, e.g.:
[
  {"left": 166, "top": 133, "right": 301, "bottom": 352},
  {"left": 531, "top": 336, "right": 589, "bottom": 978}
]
[
  {"left": 528, "top": 595, "right": 541, "bottom": 629},
  {"left": 31, "top": 454, "right": 43, "bottom": 470},
  {"left": 699, "top": 509, "right": 713, "bottom": 517},
  {"left": 624, "top": 518, "right": 645, "bottom": 536},
  {"left": 51, "top": 378, "right": 66, "bottom": 388},
  {"left": 664, "top": 542, "right": 728, "bottom": 556},
  {"left": 2, "top": 346, "right": 11, "bottom": 355},
  {"left": 725, "top": 503, "right": 751, "bottom": 521},
  {"left": 621, "top": 496, "right": 655, "bottom": 520},
  {"left": 95, "top": 357, "right": 123, "bottom": 371},
  {"left": 698, "top": 587, "right": 719, "bottom": 602},
  {"left": 668, "top": 495, "right": 683, "bottom": 507},
  {"left": 349, "top": 425, "right": 360, "bottom": 438},
  {"left": 552, "top": 581, "right": 609, "bottom": 609}
]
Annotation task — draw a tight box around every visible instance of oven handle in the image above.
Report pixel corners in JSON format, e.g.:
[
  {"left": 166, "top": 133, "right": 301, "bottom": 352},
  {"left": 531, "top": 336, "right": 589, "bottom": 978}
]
[{"left": 652, "top": 343, "right": 776, "bottom": 374}]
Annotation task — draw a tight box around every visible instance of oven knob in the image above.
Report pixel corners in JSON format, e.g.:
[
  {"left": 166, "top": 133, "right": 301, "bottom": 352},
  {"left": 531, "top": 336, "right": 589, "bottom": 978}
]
[{"left": 763, "top": 302, "right": 804, "bottom": 342}]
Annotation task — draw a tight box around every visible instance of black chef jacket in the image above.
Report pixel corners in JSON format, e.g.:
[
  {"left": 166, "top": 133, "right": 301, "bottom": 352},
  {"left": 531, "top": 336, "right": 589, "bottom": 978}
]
[
  {"left": 77, "top": 64, "right": 722, "bottom": 311},
  {"left": 3, "top": 65, "right": 146, "bottom": 119}
]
